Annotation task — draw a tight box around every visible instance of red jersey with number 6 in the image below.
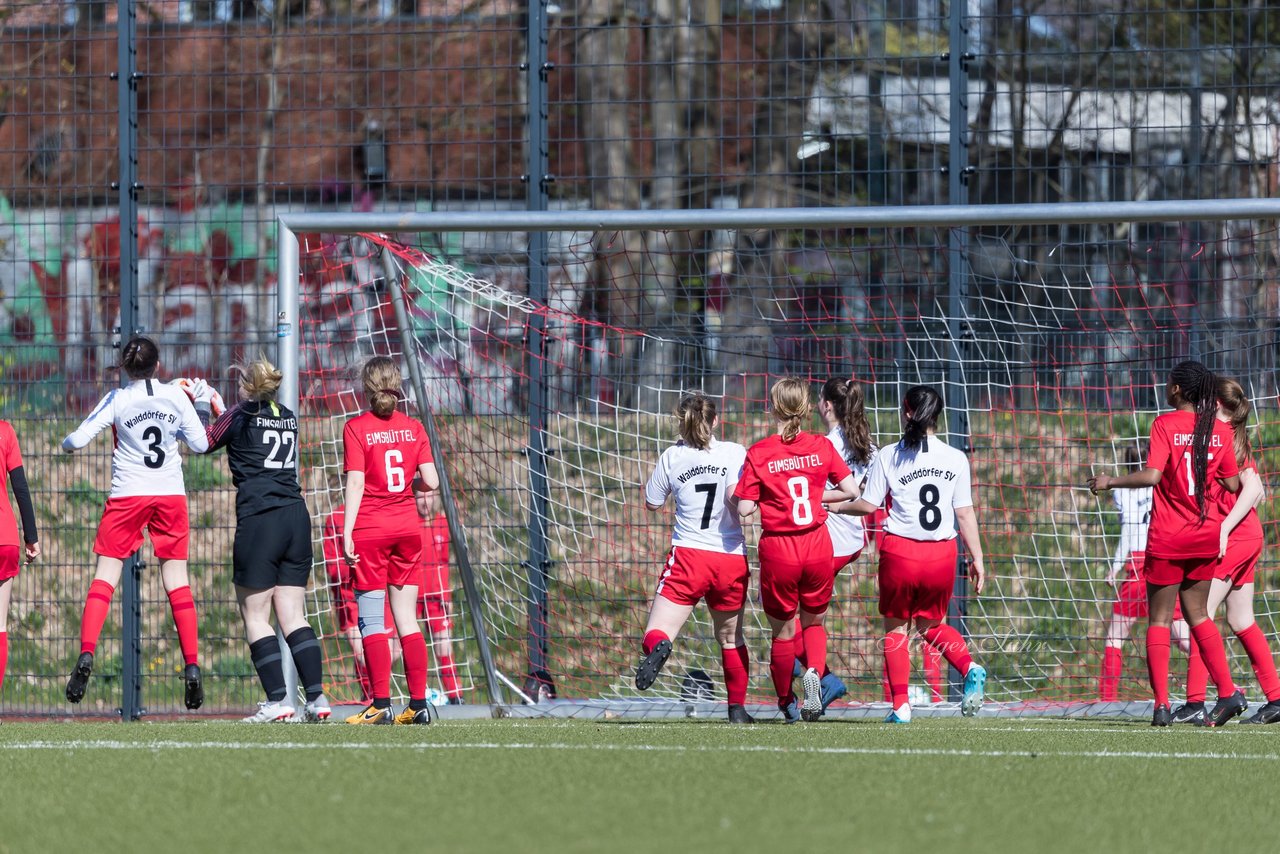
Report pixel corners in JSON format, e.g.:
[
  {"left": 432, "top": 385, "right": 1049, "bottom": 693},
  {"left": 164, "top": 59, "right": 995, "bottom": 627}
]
[
  {"left": 342, "top": 410, "right": 434, "bottom": 538},
  {"left": 735, "top": 432, "right": 851, "bottom": 533},
  {"left": 1145, "top": 409, "right": 1239, "bottom": 559}
]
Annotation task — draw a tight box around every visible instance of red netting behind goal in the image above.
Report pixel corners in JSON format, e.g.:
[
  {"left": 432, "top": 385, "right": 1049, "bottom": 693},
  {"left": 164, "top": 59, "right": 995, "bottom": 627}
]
[{"left": 293, "top": 218, "right": 1280, "bottom": 710}]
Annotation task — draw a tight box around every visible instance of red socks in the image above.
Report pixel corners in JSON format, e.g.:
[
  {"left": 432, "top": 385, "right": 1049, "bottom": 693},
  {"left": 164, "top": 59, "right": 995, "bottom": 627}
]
[
  {"left": 1236, "top": 624, "right": 1280, "bottom": 702},
  {"left": 1185, "top": 637, "right": 1208, "bottom": 703},
  {"left": 793, "top": 624, "right": 808, "bottom": 670},
  {"left": 399, "top": 631, "right": 429, "bottom": 701},
  {"left": 0, "top": 631, "right": 7, "bottom": 690},
  {"left": 79, "top": 579, "right": 115, "bottom": 655},
  {"left": 355, "top": 656, "right": 372, "bottom": 701},
  {"left": 883, "top": 631, "right": 911, "bottom": 708},
  {"left": 166, "top": 586, "right": 200, "bottom": 666},
  {"left": 362, "top": 631, "right": 392, "bottom": 702},
  {"left": 438, "top": 654, "right": 461, "bottom": 698},
  {"left": 1147, "top": 625, "right": 1171, "bottom": 707},
  {"left": 922, "top": 624, "right": 973, "bottom": 675},
  {"left": 643, "top": 630, "right": 669, "bottom": 655},
  {"left": 768, "top": 636, "right": 796, "bottom": 703},
  {"left": 801, "top": 624, "right": 827, "bottom": 678},
  {"left": 1190, "top": 620, "right": 1237, "bottom": 697},
  {"left": 924, "top": 641, "right": 944, "bottom": 703},
  {"left": 1100, "top": 646, "right": 1123, "bottom": 702},
  {"left": 722, "top": 644, "right": 750, "bottom": 705}
]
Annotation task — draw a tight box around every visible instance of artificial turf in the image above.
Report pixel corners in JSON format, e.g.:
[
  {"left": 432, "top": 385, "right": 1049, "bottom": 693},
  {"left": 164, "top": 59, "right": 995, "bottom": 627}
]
[{"left": 1, "top": 715, "right": 1276, "bottom": 853}]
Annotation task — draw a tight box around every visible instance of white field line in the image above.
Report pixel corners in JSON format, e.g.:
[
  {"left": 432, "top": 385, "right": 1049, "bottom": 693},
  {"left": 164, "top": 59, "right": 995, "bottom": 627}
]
[{"left": 1, "top": 739, "right": 1278, "bottom": 762}]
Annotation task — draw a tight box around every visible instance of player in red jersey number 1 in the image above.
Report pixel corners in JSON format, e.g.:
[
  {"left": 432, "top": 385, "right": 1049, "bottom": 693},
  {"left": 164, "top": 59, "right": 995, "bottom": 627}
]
[
  {"left": 1089, "top": 361, "right": 1245, "bottom": 727},
  {"left": 341, "top": 356, "right": 441, "bottom": 725},
  {"left": 0, "top": 420, "right": 41, "bottom": 698},
  {"left": 734, "top": 378, "right": 858, "bottom": 723}
]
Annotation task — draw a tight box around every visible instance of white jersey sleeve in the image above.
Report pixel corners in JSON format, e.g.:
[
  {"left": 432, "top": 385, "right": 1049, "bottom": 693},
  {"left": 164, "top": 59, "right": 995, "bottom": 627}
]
[
  {"left": 870, "top": 438, "right": 972, "bottom": 541},
  {"left": 824, "top": 428, "right": 871, "bottom": 557},
  {"left": 63, "top": 391, "right": 119, "bottom": 451},
  {"left": 652, "top": 439, "right": 746, "bottom": 555}
]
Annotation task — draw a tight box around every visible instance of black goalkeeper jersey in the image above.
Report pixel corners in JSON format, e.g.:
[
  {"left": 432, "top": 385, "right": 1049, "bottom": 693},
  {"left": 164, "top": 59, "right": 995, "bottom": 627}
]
[{"left": 207, "top": 399, "right": 305, "bottom": 519}]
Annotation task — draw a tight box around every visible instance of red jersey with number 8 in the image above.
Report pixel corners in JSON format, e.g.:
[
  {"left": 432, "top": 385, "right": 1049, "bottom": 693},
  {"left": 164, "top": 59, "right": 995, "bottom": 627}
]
[
  {"left": 1144, "top": 409, "right": 1239, "bottom": 559},
  {"left": 735, "top": 433, "right": 851, "bottom": 533},
  {"left": 343, "top": 410, "right": 434, "bottom": 537}
]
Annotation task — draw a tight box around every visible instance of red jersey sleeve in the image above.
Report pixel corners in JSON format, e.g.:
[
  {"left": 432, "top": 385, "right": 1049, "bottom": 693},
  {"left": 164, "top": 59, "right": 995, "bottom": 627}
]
[
  {"left": 1146, "top": 418, "right": 1170, "bottom": 474},
  {"left": 2, "top": 423, "right": 21, "bottom": 472},
  {"left": 733, "top": 452, "right": 761, "bottom": 501},
  {"left": 418, "top": 427, "right": 434, "bottom": 466},
  {"left": 342, "top": 419, "right": 367, "bottom": 474}
]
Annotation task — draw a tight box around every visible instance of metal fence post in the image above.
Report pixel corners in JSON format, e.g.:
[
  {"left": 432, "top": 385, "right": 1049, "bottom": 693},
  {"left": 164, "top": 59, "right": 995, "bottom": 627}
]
[
  {"left": 521, "top": 1, "right": 554, "bottom": 695},
  {"left": 945, "top": 0, "right": 975, "bottom": 705},
  {"left": 116, "top": 0, "right": 144, "bottom": 722}
]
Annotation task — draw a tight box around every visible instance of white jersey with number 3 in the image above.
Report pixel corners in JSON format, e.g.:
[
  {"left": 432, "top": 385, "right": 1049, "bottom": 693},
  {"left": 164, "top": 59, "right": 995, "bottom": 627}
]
[
  {"left": 63, "top": 379, "right": 209, "bottom": 498},
  {"left": 861, "top": 436, "right": 971, "bottom": 541},
  {"left": 644, "top": 439, "right": 747, "bottom": 555}
]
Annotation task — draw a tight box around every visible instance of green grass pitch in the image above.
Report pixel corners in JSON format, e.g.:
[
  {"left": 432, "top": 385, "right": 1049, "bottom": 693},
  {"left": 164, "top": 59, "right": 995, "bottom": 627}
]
[{"left": 1, "top": 716, "right": 1276, "bottom": 853}]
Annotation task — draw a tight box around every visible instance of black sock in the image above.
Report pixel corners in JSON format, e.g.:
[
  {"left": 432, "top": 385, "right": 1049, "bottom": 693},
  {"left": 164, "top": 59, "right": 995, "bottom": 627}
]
[
  {"left": 249, "top": 636, "right": 287, "bottom": 702},
  {"left": 285, "top": 626, "right": 325, "bottom": 702},
  {"left": 409, "top": 698, "right": 428, "bottom": 712},
  {"left": 372, "top": 697, "right": 391, "bottom": 709}
]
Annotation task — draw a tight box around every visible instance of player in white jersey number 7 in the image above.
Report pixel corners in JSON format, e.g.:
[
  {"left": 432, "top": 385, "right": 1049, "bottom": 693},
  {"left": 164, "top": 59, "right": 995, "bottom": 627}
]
[
  {"left": 636, "top": 393, "right": 755, "bottom": 724},
  {"left": 835, "top": 385, "right": 988, "bottom": 724}
]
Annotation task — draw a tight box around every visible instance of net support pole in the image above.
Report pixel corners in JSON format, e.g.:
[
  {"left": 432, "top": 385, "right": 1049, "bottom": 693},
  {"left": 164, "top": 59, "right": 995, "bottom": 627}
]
[
  {"left": 522, "top": 0, "right": 554, "bottom": 689},
  {"left": 116, "top": 0, "right": 144, "bottom": 723},
  {"left": 944, "top": 0, "right": 974, "bottom": 705},
  {"left": 274, "top": 222, "right": 304, "bottom": 705},
  {"left": 382, "top": 252, "right": 506, "bottom": 708}
]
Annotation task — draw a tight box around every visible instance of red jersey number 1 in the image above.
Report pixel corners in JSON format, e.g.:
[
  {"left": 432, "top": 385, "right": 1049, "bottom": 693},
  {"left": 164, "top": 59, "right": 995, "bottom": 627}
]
[{"left": 1182, "top": 450, "right": 1213, "bottom": 497}]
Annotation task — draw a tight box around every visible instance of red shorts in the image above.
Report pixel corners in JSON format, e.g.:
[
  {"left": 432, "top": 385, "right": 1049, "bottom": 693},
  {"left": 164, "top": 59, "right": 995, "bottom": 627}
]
[
  {"left": 758, "top": 526, "right": 836, "bottom": 621},
  {"left": 878, "top": 533, "right": 956, "bottom": 622},
  {"left": 94, "top": 495, "right": 189, "bottom": 560},
  {"left": 420, "top": 594, "right": 452, "bottom": 634},
  {"left": 1217, "top": 536, "right": 1263, "bottom": 586},
  {"left": 655, "top": 546, "right": 749, "bottom": 612},
  {"left": 351, "top": 531, "right": 423, "bottom": 591},
  {"left": 833, "top": 549, "right": 861, "bottom": 575},
  {"left": 1111, "top": 553, "right": 1184, "bottom": 620},
  {"left": 0, "top": 546, "right": 19, "bottom": 581},
  {"left": 1144, "top": 553, "right": 1220, "bottom": 586}
]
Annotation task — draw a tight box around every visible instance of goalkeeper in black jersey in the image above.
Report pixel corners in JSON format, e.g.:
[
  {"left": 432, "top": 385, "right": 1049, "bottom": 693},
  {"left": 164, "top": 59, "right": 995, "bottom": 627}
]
[{"left": 202, "top": 358, "right": 330, "bottom": 723}]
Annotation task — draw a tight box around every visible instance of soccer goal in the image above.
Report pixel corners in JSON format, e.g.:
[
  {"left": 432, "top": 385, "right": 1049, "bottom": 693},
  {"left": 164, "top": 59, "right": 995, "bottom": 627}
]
[{"left": 277, "top": 199, "right": 1280, "bottom": 719}]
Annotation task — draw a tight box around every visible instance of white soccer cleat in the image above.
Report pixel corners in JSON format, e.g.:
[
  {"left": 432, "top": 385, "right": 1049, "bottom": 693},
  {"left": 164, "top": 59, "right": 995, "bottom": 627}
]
[
  {"left": 299, "top": 695, "right": 332, "bottom": 723},
  {"left": 242, "top": 699, "right": 296, "bottom": 723},
  {"left": 801, "top": 667, "right": 823, "bottom": 722}
]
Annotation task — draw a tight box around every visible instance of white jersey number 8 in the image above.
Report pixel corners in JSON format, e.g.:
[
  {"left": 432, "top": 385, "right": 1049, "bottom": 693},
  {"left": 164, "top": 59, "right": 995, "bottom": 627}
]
[
  {"left": 787, "top": 476, "right": 813, "bottom": 526},
  {"left": 385, "top": 450, "right": 406, "bottom": 492}
]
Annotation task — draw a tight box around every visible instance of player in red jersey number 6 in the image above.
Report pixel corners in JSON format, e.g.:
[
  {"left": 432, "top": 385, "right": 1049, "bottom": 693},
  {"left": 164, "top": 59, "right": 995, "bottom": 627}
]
[
  {"left": 342, "top": 356, "right": 441, "bottom": 725},
  {"left": 734, "top": 378, "right": 858, "bottom": 723},
  {"left": 635, "top": 393, "right": 754, "bottom": 724},
  {"left": 838, "top": 385, "right": 988, "bottom": 724},
  {"left": 1089, "top": 361, "right": 1245, "bottom": 727}
]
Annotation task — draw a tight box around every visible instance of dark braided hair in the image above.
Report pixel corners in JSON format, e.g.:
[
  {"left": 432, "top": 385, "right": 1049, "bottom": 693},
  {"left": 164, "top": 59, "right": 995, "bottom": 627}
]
[
  {"left": 1169, "top": 360, "right": 1218, "bottom": 522},
  {"left": 822, "top": 377, "right": 873, "bottom": 466},
  {"left": 901, "top": 385, "right": 943, "bottom": 453}
]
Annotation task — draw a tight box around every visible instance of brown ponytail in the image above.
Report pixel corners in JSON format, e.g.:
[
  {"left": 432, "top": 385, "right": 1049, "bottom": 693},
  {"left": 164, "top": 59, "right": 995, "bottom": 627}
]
[
  {"left": 821, "top": 377, "right": 873, "bottom": 466},
  {"left": 675, "top": 392, "right": 715, "bottom": 450},
  {"left": 1216, "top": 376, "right": 1253, "bottom": 468},
  {"left": 120, "top": 335, "right": 160, "bottom": 379},
  {"left": 770, "top": 377, "right": 811, "bottom": 443},
  {"left": 361, "top": 356, "right": 403, "bottom": 417},
  {"left": 235, "top": 356, "right": 283, "bottom": 402}
]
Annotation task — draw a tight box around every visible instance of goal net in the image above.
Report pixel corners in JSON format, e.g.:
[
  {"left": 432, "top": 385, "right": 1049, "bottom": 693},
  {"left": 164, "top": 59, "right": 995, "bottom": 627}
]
[{"left": 289, "top": 208, "right": 1280, "bottom": 715}]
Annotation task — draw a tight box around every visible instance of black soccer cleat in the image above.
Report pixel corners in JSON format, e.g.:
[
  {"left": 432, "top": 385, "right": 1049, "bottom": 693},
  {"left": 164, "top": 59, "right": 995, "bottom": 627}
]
[
  {"left": 183, "top": 664, "right": 204, "bottom": 711},
  {"left": 727, "top": 704, "right": 755, "bottom": 725},
  {"left": 1171, "top": 701, "right": 1207, "bottom": 726},
  {"left": 1241, "top": 699, "right": 1280, "bottom": 725},
  {"left": 1207, "top": 690, "right": 1248, "bottom": 727},
  {"left": 635, "top": 639, "right": 672, "bottom": 691},
  {"left": 66, "top": 652, "right": 94, "bottom": 704},
  {"left": 1151, "top": 704, "right": 1173, "bottom": 727}
]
